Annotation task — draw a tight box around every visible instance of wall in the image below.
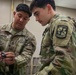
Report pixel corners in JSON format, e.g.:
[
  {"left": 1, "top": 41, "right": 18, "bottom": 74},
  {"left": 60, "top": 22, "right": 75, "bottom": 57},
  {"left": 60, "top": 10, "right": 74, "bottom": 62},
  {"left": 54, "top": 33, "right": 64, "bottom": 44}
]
[
  {"left": 0, "top": 0, "right": 76, "bottom": 57},
  {"left": 56, "top": 6, "right": 76, "bottom": 20}
]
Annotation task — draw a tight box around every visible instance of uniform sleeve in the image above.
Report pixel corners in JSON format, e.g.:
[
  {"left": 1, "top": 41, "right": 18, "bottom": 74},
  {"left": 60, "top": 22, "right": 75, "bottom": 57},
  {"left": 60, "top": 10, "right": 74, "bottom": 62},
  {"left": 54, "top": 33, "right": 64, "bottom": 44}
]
[
  {"left": 49, "top": 20, "right": 74, "bottom": 74},
  {"left": 15, "top": 35, "right": 36, "bottom": 68},
  {"left": 36, "top": 20, "right": 75, "bottom": 75},
  {"left": 53, "top": 19, "right": 73, "bottom": 46}
]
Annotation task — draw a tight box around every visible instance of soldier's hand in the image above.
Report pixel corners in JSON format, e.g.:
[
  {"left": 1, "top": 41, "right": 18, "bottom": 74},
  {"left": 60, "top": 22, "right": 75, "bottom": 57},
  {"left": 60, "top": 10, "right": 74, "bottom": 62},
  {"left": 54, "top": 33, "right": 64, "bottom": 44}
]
[{"left": 3, "top": 52, "right": 15, "bottom": 65}]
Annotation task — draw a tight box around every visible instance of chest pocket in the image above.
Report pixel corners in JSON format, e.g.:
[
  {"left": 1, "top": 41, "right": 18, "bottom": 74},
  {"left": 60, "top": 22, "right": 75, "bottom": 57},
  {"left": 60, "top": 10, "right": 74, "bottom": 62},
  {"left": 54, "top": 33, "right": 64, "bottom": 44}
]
[
  {"left": 0, "top": 34, "right": 7, "bottom": 51},
  {"left": 42, "top": 27, "right": 51, "bottom": 46},
  {"left": 40, "top": 27, "right": 53, "bottom": 58},
  {"left": 9, "top": 36, "right": 26, "bottom": 56}
]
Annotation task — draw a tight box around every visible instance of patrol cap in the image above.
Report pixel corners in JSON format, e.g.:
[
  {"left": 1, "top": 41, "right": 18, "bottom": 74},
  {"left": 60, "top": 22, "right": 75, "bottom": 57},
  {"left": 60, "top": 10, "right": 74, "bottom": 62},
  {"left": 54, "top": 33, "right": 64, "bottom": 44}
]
[
  {"left": 16, "top": 3, "right": 32, "bottom": 17},
  {"left": 30, "top": 0, "right": 56, "bottom": 11}
]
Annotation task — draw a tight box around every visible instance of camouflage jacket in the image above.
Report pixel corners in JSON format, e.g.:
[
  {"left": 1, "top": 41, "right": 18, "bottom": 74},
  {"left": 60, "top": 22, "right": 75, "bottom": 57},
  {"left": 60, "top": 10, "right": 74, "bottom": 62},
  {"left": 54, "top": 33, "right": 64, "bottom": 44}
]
[
  {"left": 39, "top": 14, "right": 76, "bottom": 75},
  {"left": 0, "top": 23, "right": 36, "bottom": 75}
]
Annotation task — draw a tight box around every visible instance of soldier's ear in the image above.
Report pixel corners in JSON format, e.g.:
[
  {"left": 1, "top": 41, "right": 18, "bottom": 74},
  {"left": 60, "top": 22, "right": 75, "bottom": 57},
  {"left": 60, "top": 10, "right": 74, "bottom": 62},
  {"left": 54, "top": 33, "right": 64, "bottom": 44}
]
[{"left": 47, "top": 4, "right": 52, "bottom": 13}]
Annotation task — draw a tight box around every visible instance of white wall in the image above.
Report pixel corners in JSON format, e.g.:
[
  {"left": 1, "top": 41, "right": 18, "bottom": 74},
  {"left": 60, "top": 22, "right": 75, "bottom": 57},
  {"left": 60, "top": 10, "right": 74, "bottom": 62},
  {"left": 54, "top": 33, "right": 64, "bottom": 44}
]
[
  {"left": 0, "top": 0, "right": 76, "bottom": 57},
  {"left": 56, "top": 6, "right": 76, "bottom": 20},
  {"left": 0, "top": 0, "right": 11, "bottom": 24}
]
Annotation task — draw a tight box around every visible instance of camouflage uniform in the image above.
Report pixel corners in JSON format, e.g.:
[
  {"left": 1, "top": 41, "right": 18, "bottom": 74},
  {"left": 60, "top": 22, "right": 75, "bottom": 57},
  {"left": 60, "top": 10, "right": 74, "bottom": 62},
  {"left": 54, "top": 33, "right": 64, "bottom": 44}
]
[
  {"left": 34, "top": 14, "right": 76, "bottom": 75},
  {"left": 0, "top": 23, "right": 36, "bottom": 75}
]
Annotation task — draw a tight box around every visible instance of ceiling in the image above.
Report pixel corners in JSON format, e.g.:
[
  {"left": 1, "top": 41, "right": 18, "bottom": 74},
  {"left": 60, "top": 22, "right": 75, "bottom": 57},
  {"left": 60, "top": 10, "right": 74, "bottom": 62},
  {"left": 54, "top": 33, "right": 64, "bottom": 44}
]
[{"left": 55, "top": 0, "right": 76, "bottom": 9}]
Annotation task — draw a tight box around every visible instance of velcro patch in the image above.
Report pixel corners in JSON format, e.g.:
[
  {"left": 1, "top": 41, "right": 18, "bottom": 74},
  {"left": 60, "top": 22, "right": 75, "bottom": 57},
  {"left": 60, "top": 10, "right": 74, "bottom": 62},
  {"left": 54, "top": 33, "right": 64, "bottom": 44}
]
[{"left": 56, "top": 25, "right": 68, "bottom": 39}]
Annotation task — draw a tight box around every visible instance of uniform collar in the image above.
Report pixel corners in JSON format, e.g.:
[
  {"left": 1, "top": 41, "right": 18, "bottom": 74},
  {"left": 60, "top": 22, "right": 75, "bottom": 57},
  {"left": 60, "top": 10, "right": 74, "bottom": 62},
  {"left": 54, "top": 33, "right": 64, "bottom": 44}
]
[
  {"left": 49, "top": 14, "right": 60, "bottom": 25},
  {"left": 2, "top": 23, "right": 27, "bottom": 36}
]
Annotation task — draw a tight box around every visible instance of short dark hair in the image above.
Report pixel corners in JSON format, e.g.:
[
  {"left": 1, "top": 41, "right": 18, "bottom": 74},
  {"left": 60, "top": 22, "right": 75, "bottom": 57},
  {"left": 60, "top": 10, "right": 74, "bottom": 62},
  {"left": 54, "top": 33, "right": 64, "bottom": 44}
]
[
  {"left": 30, "top": 0, "right": 56, "bottom": 11},
  {"left": 16, "top": 3, "right": 32, "bottom": 17}
]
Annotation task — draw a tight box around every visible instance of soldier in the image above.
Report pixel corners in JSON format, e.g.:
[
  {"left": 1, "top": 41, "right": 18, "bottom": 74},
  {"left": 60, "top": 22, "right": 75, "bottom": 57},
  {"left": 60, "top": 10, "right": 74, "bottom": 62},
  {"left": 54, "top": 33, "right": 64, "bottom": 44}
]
[
  {"left": 0, "top": 3, "right": 36, "bottom": 75},
  {"left": 30, "top": 0, "right": 76, "bottom": 75}
]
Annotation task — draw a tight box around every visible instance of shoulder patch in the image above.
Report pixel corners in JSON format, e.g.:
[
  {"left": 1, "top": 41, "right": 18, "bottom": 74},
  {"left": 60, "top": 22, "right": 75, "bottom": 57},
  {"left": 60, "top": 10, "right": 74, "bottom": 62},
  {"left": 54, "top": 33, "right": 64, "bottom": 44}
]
[{"left": 56, "top": 25, "right": 68, "bottom": 39}]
